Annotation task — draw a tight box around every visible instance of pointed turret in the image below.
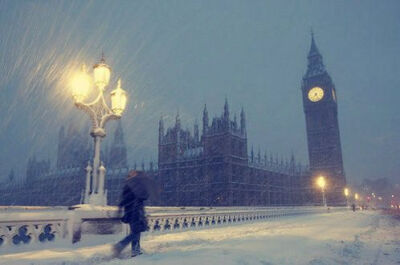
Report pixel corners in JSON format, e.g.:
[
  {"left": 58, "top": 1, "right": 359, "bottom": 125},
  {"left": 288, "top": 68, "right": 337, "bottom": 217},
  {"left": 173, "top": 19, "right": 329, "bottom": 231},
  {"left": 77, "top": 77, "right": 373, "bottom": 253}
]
[
  {"left": 159, "top": 115, "right": 164, "bottom": 144},
  {"left": 8, "top": 169, "right": 15, "bottom": 182},
  {"left": 202, "top": 104, "right": 209, "bottom": 135},
  {"left": 264, "top": 151, "right": 267, "bottom": 166},
  {"left": 224, "top": 97, "right": 229, "bottom": 121},
  {"left": 233, "top": 113, "right": 238, "bottom": 130},
  {"left": 175, "top": 110, "right": 181, "bottom": 130},
  {"left": 175, "top": 111, "right": 181, "bottom": 155},
  {"left": 305, "top": 31, "right": 326, "bottom": 78},
  {"left": 240, "top": 107, "right": 246, "bottom": 136},
  {"left": 290, "top": 153, "right": 296, "bottom": 173},
  {"left": 113, "top": 120, "right": 124, "bottom": 145},
  {"left": 309, "top": 30, "right": 321, "bottom": 57},
  {"left": 194, "top": 119, "right": 199, "bottom": 143},
  {"left": 108, "top": 120, "right": 128, "bottom": 168},
  {"left": 150, "top": 161, "right": 154, "bottom": 172}
]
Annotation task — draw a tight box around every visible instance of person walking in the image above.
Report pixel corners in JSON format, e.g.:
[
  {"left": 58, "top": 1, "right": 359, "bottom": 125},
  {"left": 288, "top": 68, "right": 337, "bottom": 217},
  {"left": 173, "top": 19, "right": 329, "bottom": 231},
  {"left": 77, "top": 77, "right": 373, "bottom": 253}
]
[{"left": 113, "top": 170, "right": 149, "bottom": 258}]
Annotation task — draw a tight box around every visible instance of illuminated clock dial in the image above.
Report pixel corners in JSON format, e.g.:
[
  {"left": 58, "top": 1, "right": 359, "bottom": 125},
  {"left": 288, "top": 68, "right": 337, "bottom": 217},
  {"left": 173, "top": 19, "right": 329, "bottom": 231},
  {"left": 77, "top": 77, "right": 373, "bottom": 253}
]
[{"left": 308, "top": 87, "right": 324, "bottom": 102}]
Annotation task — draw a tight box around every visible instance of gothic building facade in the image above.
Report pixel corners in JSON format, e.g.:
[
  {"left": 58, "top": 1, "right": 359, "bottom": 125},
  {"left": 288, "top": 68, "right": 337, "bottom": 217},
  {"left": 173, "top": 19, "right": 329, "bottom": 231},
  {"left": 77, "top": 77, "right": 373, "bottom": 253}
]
[{"left": 157, "top": 100, "right": 310, "bottom": 206}]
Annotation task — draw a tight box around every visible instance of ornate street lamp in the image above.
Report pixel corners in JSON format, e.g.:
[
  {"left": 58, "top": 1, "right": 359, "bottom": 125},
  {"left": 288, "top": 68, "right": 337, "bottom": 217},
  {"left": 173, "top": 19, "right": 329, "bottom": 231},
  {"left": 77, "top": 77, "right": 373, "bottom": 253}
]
[
  {"left": 71, "top": 55, "right": 127, "bottom": 205},
  {"left": 316, "top": 176, "right": 327, "bottom": 207}
]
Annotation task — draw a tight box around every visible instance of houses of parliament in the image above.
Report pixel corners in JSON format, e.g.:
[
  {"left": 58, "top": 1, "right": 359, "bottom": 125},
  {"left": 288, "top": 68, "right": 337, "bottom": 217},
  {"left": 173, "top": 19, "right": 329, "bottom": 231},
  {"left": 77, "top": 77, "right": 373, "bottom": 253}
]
[{"left": 0, "top": 35, "right": 347, "bottom": 206}]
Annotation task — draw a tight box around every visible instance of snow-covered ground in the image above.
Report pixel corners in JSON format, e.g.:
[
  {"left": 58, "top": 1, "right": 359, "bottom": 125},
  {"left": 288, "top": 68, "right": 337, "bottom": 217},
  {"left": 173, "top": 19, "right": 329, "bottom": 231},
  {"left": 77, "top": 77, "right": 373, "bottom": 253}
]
[{"left": 1, "top": 210, "right": 399, "bottom": 265}]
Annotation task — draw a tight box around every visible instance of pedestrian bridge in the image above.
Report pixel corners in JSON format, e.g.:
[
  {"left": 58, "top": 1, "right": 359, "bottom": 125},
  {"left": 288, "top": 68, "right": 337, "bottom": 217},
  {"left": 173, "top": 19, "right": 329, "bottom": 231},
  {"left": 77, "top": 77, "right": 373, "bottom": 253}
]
[{"left": 0, "top": 205, "right": 346, "bottom": 253}]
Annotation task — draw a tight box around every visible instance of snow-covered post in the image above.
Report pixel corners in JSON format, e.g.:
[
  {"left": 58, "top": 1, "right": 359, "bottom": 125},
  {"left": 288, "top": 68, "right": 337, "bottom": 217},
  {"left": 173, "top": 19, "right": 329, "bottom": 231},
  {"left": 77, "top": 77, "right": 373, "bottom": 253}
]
[
  {"left": 322, "top": 189, "right": 327, "bottom": 208},
  {"left": 84, "top": 161, "right": 92, "bottom": 204},
  {"left": 71, "top": 55, "right": 127, "bottom": 206},
  {"left": 91, "top": 134, "right": 102, "bottom": 194},
  {"left": 98, "top": 162, "right": 107, "bottom": 205}
]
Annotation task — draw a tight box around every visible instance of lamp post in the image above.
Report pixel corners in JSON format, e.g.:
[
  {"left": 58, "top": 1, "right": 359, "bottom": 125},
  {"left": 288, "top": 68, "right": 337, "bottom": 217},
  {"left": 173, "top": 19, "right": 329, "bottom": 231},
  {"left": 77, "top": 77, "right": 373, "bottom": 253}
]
[
  {"left": 354, "top": 193, "right": 359, "bottom": 209},
  {"left": 316, "top": 176, "right": 327, "bottom": 207},
  {"left": 71, "top": 55, "right": 127, "bottom": 205},
  {"left": 344, "top": 187, "right": 350, "bottom": 208}
]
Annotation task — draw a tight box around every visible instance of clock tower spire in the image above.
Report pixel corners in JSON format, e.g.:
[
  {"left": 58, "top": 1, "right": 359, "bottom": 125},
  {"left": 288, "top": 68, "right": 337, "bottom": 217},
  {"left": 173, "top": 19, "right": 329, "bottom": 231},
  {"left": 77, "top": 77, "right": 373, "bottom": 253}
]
[{"left": 301, "top": 33, "right": 346, "bottom": 205}]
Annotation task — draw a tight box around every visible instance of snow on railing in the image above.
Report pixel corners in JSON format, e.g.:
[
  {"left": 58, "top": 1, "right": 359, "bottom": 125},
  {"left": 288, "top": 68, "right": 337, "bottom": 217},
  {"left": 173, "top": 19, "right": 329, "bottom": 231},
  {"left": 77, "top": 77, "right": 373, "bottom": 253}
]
[
  {"left": 145, "top": 206, "right": 344, "bottom": 232},
  {"left": 0, "top": 206, "right": 346, "bottom": 250}
]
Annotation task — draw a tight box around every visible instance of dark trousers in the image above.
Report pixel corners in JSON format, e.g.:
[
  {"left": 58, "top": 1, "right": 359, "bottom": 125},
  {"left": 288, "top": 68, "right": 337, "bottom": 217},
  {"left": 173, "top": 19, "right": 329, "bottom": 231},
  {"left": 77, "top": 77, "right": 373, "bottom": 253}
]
[{"left": 117, "top": 223, "right": 141, "bottom": 255}]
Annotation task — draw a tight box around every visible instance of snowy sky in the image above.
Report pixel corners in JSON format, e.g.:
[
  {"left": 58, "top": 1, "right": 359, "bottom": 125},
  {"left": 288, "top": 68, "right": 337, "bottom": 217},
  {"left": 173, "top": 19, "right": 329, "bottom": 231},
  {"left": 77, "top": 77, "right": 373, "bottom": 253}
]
[{"left": 0, "top": 0, "right": 399, "bottom": 185}]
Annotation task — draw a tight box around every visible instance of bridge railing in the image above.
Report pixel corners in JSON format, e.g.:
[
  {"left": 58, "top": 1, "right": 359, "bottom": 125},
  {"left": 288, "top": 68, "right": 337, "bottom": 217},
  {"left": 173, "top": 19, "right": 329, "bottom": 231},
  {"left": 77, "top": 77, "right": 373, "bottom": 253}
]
[{"left": 0, "top": 206, "right": 347, "bottom": 252}]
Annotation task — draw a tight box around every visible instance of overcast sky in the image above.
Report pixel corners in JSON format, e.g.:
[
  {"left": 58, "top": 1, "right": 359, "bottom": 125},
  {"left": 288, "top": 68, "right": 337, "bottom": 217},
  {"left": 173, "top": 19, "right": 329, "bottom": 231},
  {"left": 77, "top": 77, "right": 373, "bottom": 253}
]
[{"left": 0, "top": 0, "right": 399, "bottom": 185}]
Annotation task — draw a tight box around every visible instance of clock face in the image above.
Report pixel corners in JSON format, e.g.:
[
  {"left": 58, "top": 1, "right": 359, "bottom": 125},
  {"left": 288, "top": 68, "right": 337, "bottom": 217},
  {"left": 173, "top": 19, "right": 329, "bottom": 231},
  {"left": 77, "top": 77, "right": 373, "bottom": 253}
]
[{"left": 308, "top": 87, "right": 324, "bottom": 102}]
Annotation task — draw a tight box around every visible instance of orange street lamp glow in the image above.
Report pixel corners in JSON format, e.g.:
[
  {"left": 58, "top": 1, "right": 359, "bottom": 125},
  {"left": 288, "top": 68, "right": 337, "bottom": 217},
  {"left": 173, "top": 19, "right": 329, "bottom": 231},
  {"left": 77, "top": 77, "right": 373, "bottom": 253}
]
[
  {"left": 344, "top": 188, "right": 350, "bottom": 197},
  {"left": 71, "top": 64, "right": 91, "bottom": 102},
  {"left": 316, "top": 176, "right": 326, "bottom": 190},
  {"left": 110, "top": 79, "right": 127, "bottom": 116},
  {"left": 93, "top": 57, "right": 111, "bottom": 89},
  {"left": 315, "top": 176, "right": 327, "bottom": 207}
]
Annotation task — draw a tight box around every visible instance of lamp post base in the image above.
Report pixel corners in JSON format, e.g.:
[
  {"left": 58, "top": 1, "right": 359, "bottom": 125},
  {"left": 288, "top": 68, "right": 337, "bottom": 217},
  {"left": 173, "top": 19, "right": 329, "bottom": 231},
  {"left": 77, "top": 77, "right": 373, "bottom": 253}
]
[{"left": 86, "top": 191, "right": 108, "bottom": 206}]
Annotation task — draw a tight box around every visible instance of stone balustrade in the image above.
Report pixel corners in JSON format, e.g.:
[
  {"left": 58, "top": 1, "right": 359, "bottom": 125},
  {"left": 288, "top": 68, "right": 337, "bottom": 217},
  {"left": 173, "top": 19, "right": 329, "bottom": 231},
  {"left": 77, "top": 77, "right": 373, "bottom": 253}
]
[
  {"left": 0, "top": 207, "right": 69, "bottom": 248},
  {"left": 0, "top": 206, "right": 347, "bottom": 250}
]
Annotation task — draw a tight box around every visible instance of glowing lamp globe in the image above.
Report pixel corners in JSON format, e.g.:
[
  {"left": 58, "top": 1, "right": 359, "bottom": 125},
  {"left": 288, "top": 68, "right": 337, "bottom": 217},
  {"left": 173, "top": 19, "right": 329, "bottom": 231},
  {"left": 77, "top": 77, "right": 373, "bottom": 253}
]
[
  {"left": 344, "top": 188, "right": 349, "bottom": 197},
  {"left": 110, "top": 79, "right": 127, "bottom": 116},
  {"left": 354, "top": 193, "right": 359, "bottom": 200},
  {"left": 71, "top": 65, "right": 91, "bottom": 102},
  {"left": 316, "top": 176, "right": 326, "bottom": 189},
  {"left": 93, "top": 58, "right": 111, "bottom": 89}
]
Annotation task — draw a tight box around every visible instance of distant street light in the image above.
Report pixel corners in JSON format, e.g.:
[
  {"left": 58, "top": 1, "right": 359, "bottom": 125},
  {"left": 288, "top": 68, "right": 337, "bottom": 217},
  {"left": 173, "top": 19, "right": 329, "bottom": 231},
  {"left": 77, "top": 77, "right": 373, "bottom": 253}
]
[
  {"left": 71, "top": 55, "right": 127, "bottom": 205},
  {"left": 344, "top": 187, "right": 350, "bottom": 207},
  {"left": 354, "top": 193, "right": 359, "bottom": 201},
  {"left": 316, "top": 176, "right": 327, "bottom": 207}
]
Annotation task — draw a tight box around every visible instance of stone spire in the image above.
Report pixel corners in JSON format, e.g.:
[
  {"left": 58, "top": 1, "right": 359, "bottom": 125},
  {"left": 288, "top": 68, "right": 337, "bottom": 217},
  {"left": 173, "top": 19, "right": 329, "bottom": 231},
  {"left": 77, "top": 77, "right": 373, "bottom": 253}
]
[
  {"left": 175, "top": 110, "right": 181, "bottom": 130},
  {"left": 224, "top": 97, "right": 229, "bottom": 121},
  {"left": 194, "top": 119, "right": 199, "bottom": 143},
  {"left": 113, "top": 120, "right": 125, "bottom": 145},
  {"left": 202, "top": 104, "right": 209, "bottom": 135},
  {"left": 290, "top": 152, "right": 296, "bottom": 173},
  {"left": 305, "top": 31, "right": 326, "bottom": 78},
  {"left": 233, "top": 113, "right": 238, "bottom": 130},
  {"left": 175, "top": 110, "right": 181, "bottom": 156},
  {"left": 264, "top": 151, "right": 268, "bottom": 166},
  {"left": 108, "top": 120, "right": 128, "bottom": 168},
  {"left": 240, "top": 107, "right": 246, "bottom": 136},
  {"left": 8, "top": 169, "right": 15, "bottom": 182},
  {"left": 309, "top": 30, "right": 321, "bottom": 57},
  {"left": 159, "top": 115, "right": 164, "bottom": 144}
]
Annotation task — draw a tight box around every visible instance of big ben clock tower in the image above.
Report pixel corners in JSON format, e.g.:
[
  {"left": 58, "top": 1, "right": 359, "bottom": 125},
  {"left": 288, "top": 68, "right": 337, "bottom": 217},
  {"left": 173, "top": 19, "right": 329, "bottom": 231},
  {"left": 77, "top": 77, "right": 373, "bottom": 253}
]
[{"left": 301, "top": 33, "right": 346, "bottom": 205}]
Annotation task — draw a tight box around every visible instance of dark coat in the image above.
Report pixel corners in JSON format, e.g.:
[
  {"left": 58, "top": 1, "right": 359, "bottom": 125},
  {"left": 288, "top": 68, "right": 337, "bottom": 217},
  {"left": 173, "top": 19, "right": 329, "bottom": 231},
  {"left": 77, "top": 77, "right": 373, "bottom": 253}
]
[{"left": 119, "top": 185, "right": 148, "bottom": 233}]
